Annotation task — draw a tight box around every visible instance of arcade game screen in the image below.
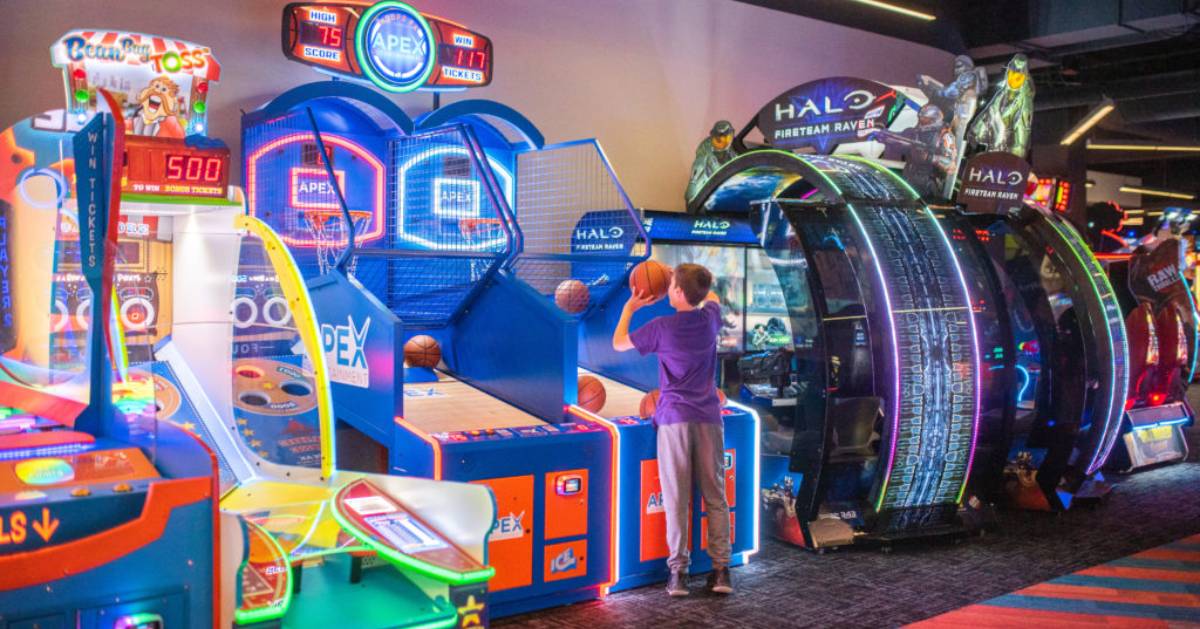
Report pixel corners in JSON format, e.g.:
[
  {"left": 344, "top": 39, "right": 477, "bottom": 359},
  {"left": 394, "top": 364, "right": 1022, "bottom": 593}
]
[{"left": 645, "top": 243, "right": 795, "bottom": 355}]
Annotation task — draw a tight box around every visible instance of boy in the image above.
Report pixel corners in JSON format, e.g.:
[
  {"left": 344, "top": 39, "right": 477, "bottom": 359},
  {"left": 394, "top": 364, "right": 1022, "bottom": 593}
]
[{"left": 612, "top": 263, "right": 732, "bottom": 597}]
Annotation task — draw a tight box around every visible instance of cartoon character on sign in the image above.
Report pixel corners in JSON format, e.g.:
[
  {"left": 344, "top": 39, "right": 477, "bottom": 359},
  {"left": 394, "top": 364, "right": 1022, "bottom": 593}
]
[
  {"left": 128, "top": 76, "right": 184, "bottom": 138},
  {"left": 966, "top": 54, "right": 1034, "bottom": 159},
  {"left": 685, "top": 120, "right": 738, "bottom": 205}
]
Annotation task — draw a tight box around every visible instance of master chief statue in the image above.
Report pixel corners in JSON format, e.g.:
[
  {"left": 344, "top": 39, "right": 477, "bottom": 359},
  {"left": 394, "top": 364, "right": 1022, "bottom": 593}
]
[
  {"left": 686, "top": 120, "right": 738, "bottom": 205},
  {"left": 966, "top": 54, "right": 1035, "bottom": 159}
]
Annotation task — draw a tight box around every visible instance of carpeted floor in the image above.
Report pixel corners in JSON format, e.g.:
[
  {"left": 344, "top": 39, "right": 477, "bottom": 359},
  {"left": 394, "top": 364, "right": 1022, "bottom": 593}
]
[{"left": 499, "top": 393, "right": 1200, "bottom": 628}]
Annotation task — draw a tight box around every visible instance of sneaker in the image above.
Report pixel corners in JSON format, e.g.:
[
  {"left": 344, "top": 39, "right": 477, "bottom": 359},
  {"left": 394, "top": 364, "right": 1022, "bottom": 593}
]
[
  {"left": 707, "top": 567, "right": 733, "bottom": 594},
  {"left": 666, "top": 571, "right": 689, "bottom": 597}
]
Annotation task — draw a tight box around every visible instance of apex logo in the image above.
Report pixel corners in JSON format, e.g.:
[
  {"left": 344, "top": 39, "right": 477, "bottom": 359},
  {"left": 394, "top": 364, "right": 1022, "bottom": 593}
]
[
  {"left": 645, "top": 491, "right": 664, "bottom": 514},
  {"left": 321, "top": 315, "right": 371, "bottom": 388},
  {"left": 492, "top": 510, "right": 525, "bottom": 541},
  {"left": 550, "top": 546, "right": 578, "bottom": 573}
]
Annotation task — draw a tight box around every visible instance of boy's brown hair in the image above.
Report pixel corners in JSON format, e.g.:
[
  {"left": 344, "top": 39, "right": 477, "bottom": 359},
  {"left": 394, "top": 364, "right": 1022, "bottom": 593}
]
[{"left": 673, "top": 263, "right": 713, "bottom": 306}]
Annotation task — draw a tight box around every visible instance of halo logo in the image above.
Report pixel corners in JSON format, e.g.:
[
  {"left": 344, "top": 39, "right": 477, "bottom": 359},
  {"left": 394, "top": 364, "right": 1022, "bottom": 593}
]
[{"left": 321, "top": 315, "right": 371, "bottom": 387}]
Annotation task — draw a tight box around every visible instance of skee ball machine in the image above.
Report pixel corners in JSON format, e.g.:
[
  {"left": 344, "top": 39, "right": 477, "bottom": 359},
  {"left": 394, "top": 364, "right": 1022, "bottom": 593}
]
[
  {"left": 0, "top": 97, "right": 219, "bottom": 625},
  {"left": 243, "top": 79, "right": 617, "bottom": 616},
  {"left": 47, "top": 29, "right": 496, "bottom": 628},
  {"left": 417, "top": 105, "right": 762, "bottom": 591},
  {"left": 683, "top": 78, "right": 983, "bottom": 550}
]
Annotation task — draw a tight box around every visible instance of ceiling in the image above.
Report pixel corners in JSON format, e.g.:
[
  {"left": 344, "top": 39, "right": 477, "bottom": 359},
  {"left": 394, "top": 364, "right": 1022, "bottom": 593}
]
[{"left": 734, "top": 0, "right": 1200, "bottom": 200}]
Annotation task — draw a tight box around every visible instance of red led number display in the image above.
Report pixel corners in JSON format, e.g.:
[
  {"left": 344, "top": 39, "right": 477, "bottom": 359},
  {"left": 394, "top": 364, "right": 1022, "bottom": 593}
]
[{"left": 165, "top": 154, "right": 224, "bottom": 183}]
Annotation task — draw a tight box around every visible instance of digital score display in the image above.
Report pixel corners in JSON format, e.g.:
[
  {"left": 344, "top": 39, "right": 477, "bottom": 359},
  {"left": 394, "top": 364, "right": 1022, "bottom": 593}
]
[
  {"left": 123, "top": 136, "right": 230, "bottom": 198},
  {"left": 282, "top": 1, "right": 493, "bottom": 92}
]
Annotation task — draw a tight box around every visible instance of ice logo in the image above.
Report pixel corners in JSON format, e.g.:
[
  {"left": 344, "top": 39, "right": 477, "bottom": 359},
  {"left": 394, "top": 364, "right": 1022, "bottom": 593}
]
[
  {"left": 550, "top": 546, "right": 578, "bottom": 574},
  {"left": 492, "top": 511, "right": 525, "bottom": 541},
  {"left": 321, "top": 315, "right": 370, "bottom": 388}
]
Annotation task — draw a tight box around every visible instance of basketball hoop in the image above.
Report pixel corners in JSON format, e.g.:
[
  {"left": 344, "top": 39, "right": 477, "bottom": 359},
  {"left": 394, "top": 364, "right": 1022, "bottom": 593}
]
[
  {"left": 458, "top": 217, "right": 505, "bottom": 281},
  {"left": 303, "top": 209, "right": 373, "bottom": 275}
]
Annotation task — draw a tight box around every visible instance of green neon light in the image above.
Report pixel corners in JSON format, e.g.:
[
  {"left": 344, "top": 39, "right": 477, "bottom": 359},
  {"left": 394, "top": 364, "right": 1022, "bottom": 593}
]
[
  {"left": 161, "top": 51, "right": 182, "bottom": 73},
  {"left": 193, "top": 100, "right": 206, "bottom": 114},
  {"left": 1045, "top": 216, "right": 1128, "bottom": 474},
  {"left": 120, "top": 193, "right": 238, "bottom": 206},
  {"left": 405, "top": 615, "right": 460, "bottom": 629},
  {"left": 74, "top": 89, "right": 88, "bottom": 103},
  {"left": 233, "top": 524, "right": 293, "bottom": 625},
  {"left": 354, "top": 1, "right": 437, "bottom": 94},
  {"left": 330, "top": 497, "right": 495, "bottom": 586}
]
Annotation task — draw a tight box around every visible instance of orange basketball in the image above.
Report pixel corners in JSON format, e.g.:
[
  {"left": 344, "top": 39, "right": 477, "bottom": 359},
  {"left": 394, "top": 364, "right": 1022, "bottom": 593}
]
[
  {"left": 577, "top": 375, "right": 607, "bottom": 413},
  {"left": 630, "top": 260, "right": 672, "bottom": 299},
  {"left": 555, "top": 279, "right": 590, "bottom": 314},
  {"left": 404, "top": 335, "right": 441, "bottom": 368},
  {"left": 639, "top": 389, "right": 661, "bottom": 420}
]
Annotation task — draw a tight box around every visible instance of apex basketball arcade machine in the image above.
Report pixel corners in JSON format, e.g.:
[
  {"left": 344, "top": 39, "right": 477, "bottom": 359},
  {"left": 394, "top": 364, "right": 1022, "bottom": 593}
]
[
  {"left": 674, "top": 77, "right": 983, "bottom": 550},
  {"left": 0, "top": 91, "right": 218, "bottom": 624},
  {"left": 415, "top": 104, "right": 762, "bottom": 590},
  {"left": 245, "top": 1, "right": 619, "bottom": 618},
  {"left": 46, "top": 28, "right": 496, "bottom": 628}
]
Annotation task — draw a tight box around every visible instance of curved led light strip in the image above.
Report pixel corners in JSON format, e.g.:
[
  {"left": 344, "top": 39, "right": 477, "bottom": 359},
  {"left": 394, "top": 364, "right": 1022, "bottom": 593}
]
[
  {"left": 1046, "top": 217, "right": 1129, "bottom": 475},
  {"left": 354, "top": 1, "right": 438, "bottom": 94},
  {"left": 235, "top": 214, "right": 337, "bottom": 479},
  {"left": 395, "top": 145, "right": 513, "bottom": 251},
  {"left": 849, "top": 156, "right": 982, "bottom": 505},
  {"left": 246, "top": 132, "right": 386, "bottom": 247},
  {"left": 1177, "top": 271, "right": 1200, "bottom": 383}
]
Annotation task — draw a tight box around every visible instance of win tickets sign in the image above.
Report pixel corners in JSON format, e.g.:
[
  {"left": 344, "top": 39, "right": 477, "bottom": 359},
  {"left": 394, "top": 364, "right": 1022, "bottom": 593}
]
[
  {"left": 757, "top": 77, "right": 905, "bottom": 154},
  {"left": 957, "top": 152, "right": 1030, "bottom": 215}
]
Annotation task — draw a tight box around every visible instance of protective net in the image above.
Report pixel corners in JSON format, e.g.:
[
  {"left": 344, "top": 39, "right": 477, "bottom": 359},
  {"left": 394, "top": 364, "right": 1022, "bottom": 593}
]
[
  {"left": 352, "top": 125, "right": 513, "bottom": 328},
  {"left": 304, "top": 208, "right": 373, "bottom": 275},
  {"left": 507, "top": 140, "right": 645, "bottom": 316},
  {"left": 243, "top": 103, "right": 387, "bottom": 281}
]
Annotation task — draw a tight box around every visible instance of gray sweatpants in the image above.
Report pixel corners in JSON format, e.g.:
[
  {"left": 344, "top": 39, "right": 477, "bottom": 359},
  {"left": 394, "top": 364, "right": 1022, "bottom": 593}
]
[{"left": 657, "top": 421, "right": 732, "bottom": 573}]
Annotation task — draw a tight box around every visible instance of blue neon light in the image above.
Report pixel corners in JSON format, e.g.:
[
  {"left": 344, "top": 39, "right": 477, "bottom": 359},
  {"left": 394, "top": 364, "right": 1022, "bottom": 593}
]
[{"left": 1015, "top": 364, "right": 1031, "bottom": 401}]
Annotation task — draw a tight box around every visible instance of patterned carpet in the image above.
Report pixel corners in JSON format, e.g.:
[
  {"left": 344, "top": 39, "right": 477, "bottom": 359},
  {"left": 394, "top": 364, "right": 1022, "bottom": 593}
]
[{"left": 499, "top": 394, "right": 1200, "bottom": 628}]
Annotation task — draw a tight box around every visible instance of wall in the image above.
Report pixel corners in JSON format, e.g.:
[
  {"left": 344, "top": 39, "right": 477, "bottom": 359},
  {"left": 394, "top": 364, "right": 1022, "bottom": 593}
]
[{"left": 0, "top": 0, "right": 953, "bottom": 211}]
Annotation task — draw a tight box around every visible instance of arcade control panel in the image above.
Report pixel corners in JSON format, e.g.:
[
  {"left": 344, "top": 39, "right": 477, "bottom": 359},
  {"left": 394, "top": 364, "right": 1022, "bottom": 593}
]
[{"left": 0, "top": 428, "right": 216, "bottom": 628}]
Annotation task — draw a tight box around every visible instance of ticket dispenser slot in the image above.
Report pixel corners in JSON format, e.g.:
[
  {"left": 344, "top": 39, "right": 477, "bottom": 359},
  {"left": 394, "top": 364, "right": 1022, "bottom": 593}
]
[{"left": 544, "top": 469, "right": 588, "bottom": 540}]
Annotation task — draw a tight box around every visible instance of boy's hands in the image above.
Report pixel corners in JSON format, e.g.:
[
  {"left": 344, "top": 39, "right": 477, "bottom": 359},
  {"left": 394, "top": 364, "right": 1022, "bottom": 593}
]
[{"left": 624, "top": 289, "right": 659, "bottom": 313}]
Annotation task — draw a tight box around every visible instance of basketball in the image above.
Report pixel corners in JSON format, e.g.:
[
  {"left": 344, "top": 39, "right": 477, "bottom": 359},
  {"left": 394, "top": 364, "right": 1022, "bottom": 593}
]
[
  {"left": 639, "top": 389, "right": 661, "bottom": 420},
  {"left": 404, "top": 335, "right": 441, "bottom": 368},
  {"left": 577, "top": 375, "right": 607, "bottom": 413},
  {"left": 555, "top": 279, "right": 590, "bottom": 314},
  {"left": 630, "top": 260, "right": 672, "bottom": 299}
]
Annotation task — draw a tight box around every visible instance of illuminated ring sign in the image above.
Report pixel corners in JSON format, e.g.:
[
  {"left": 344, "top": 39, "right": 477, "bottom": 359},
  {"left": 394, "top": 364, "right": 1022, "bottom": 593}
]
[{"left": 356, "top": 1, "right": 436, "bottom": 93}]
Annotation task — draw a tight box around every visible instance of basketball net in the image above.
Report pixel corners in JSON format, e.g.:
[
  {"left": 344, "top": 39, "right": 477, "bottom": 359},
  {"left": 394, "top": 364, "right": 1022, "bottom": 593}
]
[
  {"left": 458, "top": 217, "right": 504, "bottom": 281},
  {"left": 304, "top": 209, "right": 372, "bottom": 275}
]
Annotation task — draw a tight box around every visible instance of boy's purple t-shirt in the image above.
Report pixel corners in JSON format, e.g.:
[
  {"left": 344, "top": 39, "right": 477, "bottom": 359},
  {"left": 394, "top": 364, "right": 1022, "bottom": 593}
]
[{"left": 630, "top": 301, "right": 722, "bottom": 425}]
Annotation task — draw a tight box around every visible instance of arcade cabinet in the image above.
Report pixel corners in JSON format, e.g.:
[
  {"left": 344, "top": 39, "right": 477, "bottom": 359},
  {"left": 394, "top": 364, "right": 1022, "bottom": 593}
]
[
  {"left": 692, "top": 152, "right": 981, "bottom": 548},
  {"left": 941, "top": 204, "right": 1130, "bottom": 510},
  {"left": 430, "top": 112, "right": 762, "bottom": 590},
  {"left": 243, "top": 82, "right": 615, "bottom": 619},
  {"left": 1106, "top": 238, "right": 1194, "bottom": 471},
  {"left": 49, "top": 29, "right": 496, "bottom": 628},
  {"left": 0, "top": 100, "right": 218, "bottom": 626}
]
